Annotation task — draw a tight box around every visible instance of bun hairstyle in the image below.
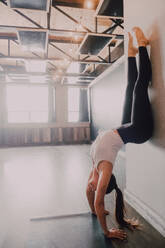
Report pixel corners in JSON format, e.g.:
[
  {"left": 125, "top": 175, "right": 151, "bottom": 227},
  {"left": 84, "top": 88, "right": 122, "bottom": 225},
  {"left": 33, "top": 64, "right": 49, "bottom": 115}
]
[{"left": 106, "top": 174, "right": 139, "bottom": 228}]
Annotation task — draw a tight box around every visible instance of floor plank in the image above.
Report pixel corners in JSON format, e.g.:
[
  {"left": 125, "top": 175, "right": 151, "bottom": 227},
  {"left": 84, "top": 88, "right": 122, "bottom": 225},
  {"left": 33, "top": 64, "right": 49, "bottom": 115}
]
[{"left": 0, "top": 145, "right": 164, "bottom": 248}]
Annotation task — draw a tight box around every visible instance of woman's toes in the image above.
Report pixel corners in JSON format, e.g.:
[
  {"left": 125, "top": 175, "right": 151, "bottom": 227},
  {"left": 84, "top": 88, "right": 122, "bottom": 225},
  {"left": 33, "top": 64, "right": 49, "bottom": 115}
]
[{"left": 132, "top": 26, "right": 149, "bottom": 46}]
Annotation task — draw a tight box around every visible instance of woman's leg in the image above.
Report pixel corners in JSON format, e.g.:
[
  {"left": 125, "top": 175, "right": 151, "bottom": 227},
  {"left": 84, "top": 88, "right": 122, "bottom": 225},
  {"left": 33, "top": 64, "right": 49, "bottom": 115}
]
[
  {"left": 131, "top": 46, "right": 152, "bottom": 127},
  {"left": 117, "top": 28, "right": 153, "bottom": 144},
  {"left": 121, "top": 57, "right": 138, "bottom": 124},
  {"left": 122, "top": 33, "right": 138, "bottom": 124}
]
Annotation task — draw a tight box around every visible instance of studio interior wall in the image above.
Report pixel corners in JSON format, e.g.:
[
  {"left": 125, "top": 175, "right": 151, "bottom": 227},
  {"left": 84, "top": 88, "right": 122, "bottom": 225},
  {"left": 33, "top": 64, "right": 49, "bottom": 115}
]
[
  {"left": 124, "top": 0, "right": 165, "bottom": 236},
  {"left": 90, "top": 62, "right": 125, "bottom": 140}
]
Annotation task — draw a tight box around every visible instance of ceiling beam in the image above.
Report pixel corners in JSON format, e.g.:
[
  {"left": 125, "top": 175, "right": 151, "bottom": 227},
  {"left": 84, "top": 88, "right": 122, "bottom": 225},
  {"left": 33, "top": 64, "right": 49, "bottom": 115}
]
[
  {"left": 11, "top": 39, "right": 57, "bottom": 70},
  {"left": 0, "top": 26, "right": 123, "bottom": 39},
  {"left": 0, "top": 0, "right": 43, "bottom": 28},
  {"left": 0, "top": 32, "right": 83, "bottom": 44},
  {"left": 1, "top": 71, "right": 96, "bottom": 78},
  {"left": 49, "top": 42, "right": 74, "bottom": 60},
  {"left": 49, "top": 36, "right": 83, "bottom": 44},
  {"left": 52, "top": 0, "right": 99, "bottom": 9},
  {"left": 52, "top": 5, "right": 92, "bottom": 33},
  {"left": 0, "top": 56, "right": 111, "bottom": 65},
  {"left": 110, "top": 18, "right": 124, "bottom": 29}
]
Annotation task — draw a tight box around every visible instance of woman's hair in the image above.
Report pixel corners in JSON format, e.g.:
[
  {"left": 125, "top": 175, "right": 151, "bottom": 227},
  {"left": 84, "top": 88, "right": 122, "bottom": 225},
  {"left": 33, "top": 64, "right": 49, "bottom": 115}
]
[{"left": 106, "top": 174, "right": 140, "bottom": 229}]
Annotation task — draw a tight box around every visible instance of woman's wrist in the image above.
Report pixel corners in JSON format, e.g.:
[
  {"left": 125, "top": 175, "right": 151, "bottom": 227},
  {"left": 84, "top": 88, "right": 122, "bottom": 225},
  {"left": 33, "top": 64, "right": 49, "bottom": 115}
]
[
  {"left": 91, "top": 210, "right": 96, "bottom": 215},
  {"left": 104, "top": 229, "right": 109, "bottom": 236}
]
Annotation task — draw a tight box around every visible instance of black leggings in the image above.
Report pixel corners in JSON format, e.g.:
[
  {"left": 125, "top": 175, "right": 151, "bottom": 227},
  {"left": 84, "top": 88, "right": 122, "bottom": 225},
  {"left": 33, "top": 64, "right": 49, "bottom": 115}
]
[{"left": 117, "top": 47, "right": 154, "bottom": 144}]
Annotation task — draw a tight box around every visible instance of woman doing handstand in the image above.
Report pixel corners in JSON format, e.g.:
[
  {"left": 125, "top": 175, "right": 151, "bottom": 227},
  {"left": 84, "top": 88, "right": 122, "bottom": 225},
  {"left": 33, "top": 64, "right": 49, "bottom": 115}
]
[{"left": 86, "top": 27, "right": 153, "bottom": 240}]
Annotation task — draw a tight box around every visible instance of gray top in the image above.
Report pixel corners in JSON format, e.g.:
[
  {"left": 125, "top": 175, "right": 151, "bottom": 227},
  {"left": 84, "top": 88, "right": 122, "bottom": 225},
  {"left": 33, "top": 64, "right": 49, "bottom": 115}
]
[{"left": 90, "top": 130, "right": 124, "bottom": 170}]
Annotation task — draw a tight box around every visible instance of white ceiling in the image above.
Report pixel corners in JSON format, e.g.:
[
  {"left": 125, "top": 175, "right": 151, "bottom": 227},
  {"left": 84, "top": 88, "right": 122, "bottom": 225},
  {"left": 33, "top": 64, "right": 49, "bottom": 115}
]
[{"left": 0, "top": 0, "right": 124, "bottom": 85}]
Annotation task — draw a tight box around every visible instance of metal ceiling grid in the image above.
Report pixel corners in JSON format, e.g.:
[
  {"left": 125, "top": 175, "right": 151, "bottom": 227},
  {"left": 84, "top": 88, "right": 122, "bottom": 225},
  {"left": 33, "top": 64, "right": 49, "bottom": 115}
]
[{"left": 0, "top": 0, "right": 124, "bottom": 85}]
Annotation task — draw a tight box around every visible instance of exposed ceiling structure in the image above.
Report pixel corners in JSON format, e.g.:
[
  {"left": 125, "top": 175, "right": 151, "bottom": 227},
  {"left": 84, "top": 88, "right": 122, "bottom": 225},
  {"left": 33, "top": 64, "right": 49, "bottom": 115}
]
[{"left": 0, "top": 0, "right": 124, "bottom": 86}]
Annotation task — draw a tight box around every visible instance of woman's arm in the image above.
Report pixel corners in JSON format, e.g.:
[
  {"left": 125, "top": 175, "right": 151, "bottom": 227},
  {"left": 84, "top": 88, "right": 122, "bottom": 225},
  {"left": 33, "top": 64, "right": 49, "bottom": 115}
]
[
  {"left": 94, "top": 161, "right": 112, "bottom": 235},
  {"left": 86, "top": 169, "right": 96, "bottom": 213},
  {"left": 94, "top": 161, "right": 127, "bottom": 240},
  {"left": 86, "top": 184, "right": 95, "bottom": 214}
]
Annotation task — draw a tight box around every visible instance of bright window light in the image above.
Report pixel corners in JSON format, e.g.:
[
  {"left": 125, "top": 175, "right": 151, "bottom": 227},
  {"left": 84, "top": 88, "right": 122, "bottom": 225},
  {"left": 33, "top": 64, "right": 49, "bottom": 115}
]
[
  {"left": 84, "top": 0, "right": 94, "bottom": 9},
  {"left": 6, "top": 85, "right": 48, "bottom": 123},
  {"left": 26, "top": 60, "right": 46, "bottom": 73},
  {"left": 29, "top": 75, "right": 46, "bottom": 83},
  {"left": 67, "top": 62, "right": 80, "bottom": 73},
  {"left": 67, "top": 62, "right": 80, "bottom": 84},
  {"left": 68, "top": 87, "right": 80, "bottom": 122}
]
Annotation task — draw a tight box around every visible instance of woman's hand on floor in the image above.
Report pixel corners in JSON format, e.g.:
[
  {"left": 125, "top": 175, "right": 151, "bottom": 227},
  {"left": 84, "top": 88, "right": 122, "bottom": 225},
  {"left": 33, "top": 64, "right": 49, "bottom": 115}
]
[{"left": 106, "top": 228, "right": 127, "bottom": 240}]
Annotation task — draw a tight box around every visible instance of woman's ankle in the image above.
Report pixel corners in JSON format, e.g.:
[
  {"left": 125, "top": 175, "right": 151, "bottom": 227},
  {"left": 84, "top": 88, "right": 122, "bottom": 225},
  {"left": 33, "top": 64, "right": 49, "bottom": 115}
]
[
  {"left": 128, "top": 51, "right": 137, "bottom": 57},
  {"left": 138, "top": 40, "right": 149, "bottom": 47},
  {"left": 133, "top": 27, "right": 149, "bottom": 47}
]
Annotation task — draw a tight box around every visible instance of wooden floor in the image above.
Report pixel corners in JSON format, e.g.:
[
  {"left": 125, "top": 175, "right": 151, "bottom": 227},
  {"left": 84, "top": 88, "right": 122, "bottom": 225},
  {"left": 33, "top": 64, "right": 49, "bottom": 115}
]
[{"left": 0, "top": 145, "right": 164, "bottom": 248}]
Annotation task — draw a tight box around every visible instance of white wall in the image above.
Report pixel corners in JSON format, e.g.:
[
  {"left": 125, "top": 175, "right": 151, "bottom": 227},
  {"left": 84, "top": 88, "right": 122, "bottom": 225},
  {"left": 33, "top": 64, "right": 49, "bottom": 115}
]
[
  {"left": 90, "top": 62, "right": 126, "bottom": 140},
  {"left": 124, "top": 0, "right": 165, "bottom": 236}
]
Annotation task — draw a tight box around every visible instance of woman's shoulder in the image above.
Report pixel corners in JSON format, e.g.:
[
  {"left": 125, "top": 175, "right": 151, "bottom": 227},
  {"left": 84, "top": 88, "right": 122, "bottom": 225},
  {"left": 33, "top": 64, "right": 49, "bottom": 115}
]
[{"left": 98, "top": 128, "right": 113, "bottom": 136}]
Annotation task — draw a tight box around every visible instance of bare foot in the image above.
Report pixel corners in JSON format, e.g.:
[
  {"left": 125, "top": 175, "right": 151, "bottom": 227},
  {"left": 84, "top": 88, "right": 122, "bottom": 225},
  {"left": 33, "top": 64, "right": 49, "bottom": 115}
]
[
  {"left": 132, "top": 27, "right": 149, "bottom": 47},
  {"left": 128, "top": 32, "right": 138, "bottom": 57}
]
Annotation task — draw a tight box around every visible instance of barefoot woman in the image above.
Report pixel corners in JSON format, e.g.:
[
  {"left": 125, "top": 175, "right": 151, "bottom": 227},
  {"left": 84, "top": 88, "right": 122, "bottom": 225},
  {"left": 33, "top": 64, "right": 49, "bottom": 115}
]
[{"left": 86, "top": 27, "right": 153, "bottom": 240}]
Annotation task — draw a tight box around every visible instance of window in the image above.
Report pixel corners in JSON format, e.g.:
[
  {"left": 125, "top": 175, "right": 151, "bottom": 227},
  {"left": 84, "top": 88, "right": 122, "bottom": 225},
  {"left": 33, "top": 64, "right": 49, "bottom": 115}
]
[
  {"left": 6, "top": 85, "right": 49, "bottom": 123},
  {"left": 67, "top": 62, "right": 80, "bottom": 84},
  {"left": 68, "top": 87, "right": 80, "bottom": 122}
]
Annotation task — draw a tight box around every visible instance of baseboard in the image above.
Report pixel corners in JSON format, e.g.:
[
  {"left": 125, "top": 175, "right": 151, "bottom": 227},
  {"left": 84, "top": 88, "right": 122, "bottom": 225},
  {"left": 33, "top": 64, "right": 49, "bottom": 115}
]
[{"left": 124, "top": 189, "right": 165, "bottom": 237}]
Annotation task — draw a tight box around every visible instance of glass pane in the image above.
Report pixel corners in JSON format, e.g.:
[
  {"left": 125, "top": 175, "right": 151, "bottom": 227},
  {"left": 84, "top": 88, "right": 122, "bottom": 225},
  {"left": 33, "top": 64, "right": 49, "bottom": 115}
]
[
  {"left": 68, "top": 111, "right": 79, "bottom": 122},
  {"left": 26, "top": 60, "right": 46, "bottom": 72},
  {"left": 30, "top": 111, "right": 48, "bottom": 122},
  {"left": 8, "top": 112, "right": 29, "bottom": 123},
  {"left": 29, "top": 86, "right": 48, "bottom": 111},
  {"left": 67, "top": 63, "right": 80, "bottom": 84},
  {"left": 6, "top": 85, "right": 49, "bottom": 123},
  {"left": 6, "top": 85, "right": 29, "bottom": 111},
  {"left": 68, "top": 87, "right": 80, "bottom": 112}
]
